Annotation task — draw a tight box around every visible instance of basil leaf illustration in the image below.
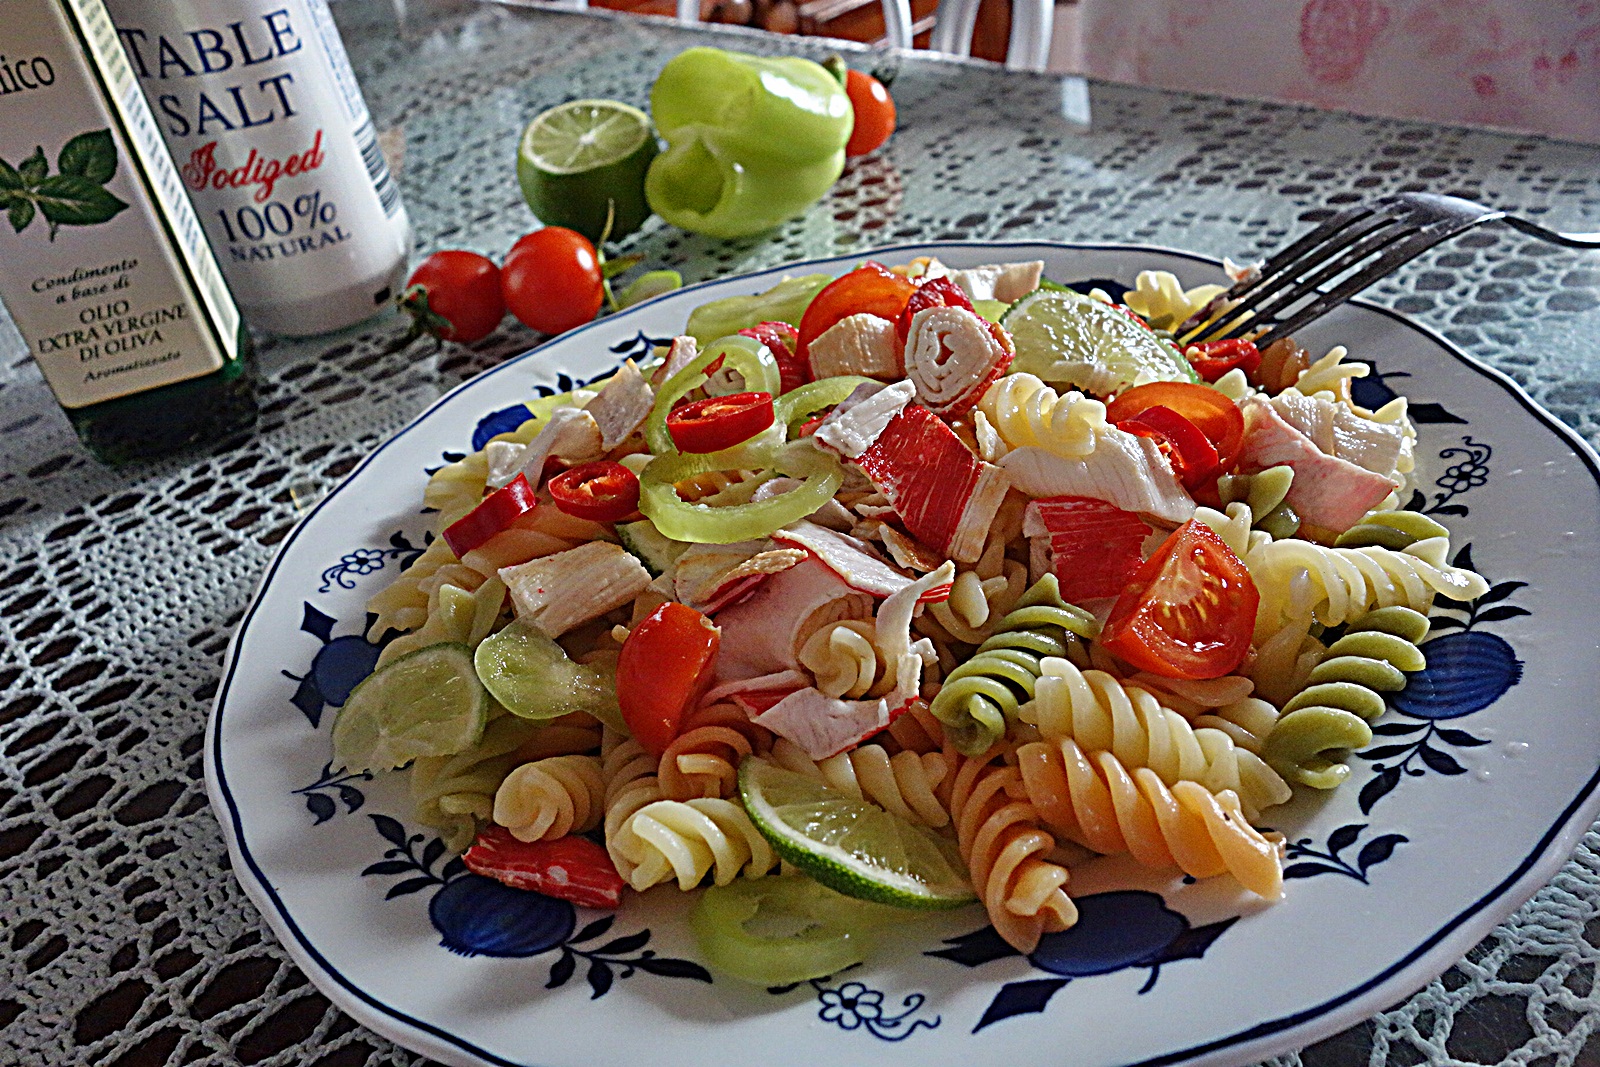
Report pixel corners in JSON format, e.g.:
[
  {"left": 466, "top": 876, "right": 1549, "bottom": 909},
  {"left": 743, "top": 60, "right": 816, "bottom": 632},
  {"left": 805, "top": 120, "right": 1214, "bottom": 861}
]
[
  {"left": 18, "top": 147, "right": 48, "bottom": 188},
  {"left": 57, "top": 130, "right": 118, "bottom": 184},
  {"left": 0, "top": 158, "right": 23, "bottom": 196},
  {"left": 9, "top": 198, "right": 35, "bottom": 234},
  {"left": 33, "top": 174, "right": 128, "bottom": 227}
]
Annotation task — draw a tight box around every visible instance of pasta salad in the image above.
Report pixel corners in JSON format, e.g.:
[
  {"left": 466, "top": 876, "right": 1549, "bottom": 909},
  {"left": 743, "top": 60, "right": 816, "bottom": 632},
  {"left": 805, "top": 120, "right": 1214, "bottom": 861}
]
[{"left": 334, "top": 255, "right": 1489, "bottom": 983}]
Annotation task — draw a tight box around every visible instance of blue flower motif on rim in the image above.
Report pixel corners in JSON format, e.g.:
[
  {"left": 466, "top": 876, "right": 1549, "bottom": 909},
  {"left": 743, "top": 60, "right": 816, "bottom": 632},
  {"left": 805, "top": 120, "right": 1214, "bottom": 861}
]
[
  {"left": 318, "top": 531, "right": 428, "bottom": 593},
  {"left": 359, "top": 814, "right": 712, "bottom": 998},
  {"left": 927, "top": 891, "right": 1237, "bottom": 1032},
  {"left": 808, "top": 977, "right": 940, "bottom": 1041}
]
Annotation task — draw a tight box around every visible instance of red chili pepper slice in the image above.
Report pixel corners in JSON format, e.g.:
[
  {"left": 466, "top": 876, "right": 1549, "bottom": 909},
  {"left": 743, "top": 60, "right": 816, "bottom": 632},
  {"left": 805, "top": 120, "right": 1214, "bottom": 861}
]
[
  {"left": 1184, "top": 338, "right": 1262, "bottom": 383},
  {"left": 546, "top": 461, "right": 640, "bottom": 523},
  {"left": 895, "top": 276, "right": 975, "bottom": 345},
  {"left": 462, "top": 826, "right": 626, "bottom": 909},
  {"left": 1117, "top": 405, "right": 1221, "bottom": 489},
  {"left": 442, "top": 474, "right": 538, "bottom": 558},
  {"left": 739, "top": 321, "right": 807, "bottom": 394},
  {"left": 666, "top": 391, "right": 775, "bottom": 453}
]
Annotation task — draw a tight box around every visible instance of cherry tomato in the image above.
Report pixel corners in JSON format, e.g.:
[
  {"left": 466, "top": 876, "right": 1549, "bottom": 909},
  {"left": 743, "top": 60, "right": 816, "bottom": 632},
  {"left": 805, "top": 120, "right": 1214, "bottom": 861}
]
[
  {"left": 442, "top": 474, "right": 537, "bottom": 558},
  {"left": 896, "top": 276, "right": 974, "bottom": 345},
  {"left": 666, "top": 392, "right": 775, "bottom": 453},
  {"left": 1106, "top": 381, "right": 1246, "bottom": 472},
  {"left": 1116, "top": 404, "right": 1221, "bottom": 489},
  {"left": 501, "top": 227, "right": 604, "bottom": 336},
  {"left": 546, "top": 461, "right": 640, "bottom": 522},
  {"left": 400, "top": 250, "right": 504, "bottom": 343},
  {"left": 843, "top": 69, "right": 896, "bottom": 157},
  {"left": 1184, "top": 338, "right": 1262, "bottom": 383},
  {"left": 1100, "top": 520, "right": 1258, "bottom": 680},
  {"left": 617, "top": 603, "right": 721, "bottom": 758},
  {"left": 797, "top": 263, "right": 915, "bottom": 361}
]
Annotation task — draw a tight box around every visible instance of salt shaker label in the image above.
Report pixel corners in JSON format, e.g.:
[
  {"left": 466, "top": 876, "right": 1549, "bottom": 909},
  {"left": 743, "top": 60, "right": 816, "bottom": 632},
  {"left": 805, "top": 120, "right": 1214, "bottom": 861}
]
[{"left": 107, "top": 0, "right": 411, "bottom": 336}]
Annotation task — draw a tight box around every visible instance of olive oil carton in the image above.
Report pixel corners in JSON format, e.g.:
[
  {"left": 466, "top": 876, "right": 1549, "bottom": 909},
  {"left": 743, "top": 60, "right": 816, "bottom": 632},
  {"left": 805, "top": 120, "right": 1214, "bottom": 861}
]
[{"left": 0, "top": 0, "right": 256, "bottom": 463}]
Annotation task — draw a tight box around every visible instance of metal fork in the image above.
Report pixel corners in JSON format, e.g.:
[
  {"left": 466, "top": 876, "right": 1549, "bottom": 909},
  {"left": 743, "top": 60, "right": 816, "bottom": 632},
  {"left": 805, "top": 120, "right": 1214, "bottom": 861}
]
[{"left": 1176, "top": 193, "right": 1600, "bottom": 349}]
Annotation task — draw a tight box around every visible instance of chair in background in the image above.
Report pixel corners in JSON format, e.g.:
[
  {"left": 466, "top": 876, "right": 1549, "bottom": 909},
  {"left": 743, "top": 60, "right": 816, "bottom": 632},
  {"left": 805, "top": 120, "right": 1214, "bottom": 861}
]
[{"left": 929, "top": 0, "right": 1053, "bottom": 70}]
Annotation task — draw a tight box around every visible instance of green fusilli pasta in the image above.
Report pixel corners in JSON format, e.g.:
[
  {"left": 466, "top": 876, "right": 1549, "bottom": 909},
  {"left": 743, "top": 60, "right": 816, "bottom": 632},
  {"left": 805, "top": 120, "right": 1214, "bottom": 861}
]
[
  {"left": 929, "top": 575, "right": 1099, "bottom": 756},
  {"left": 1263, "top": 606, "right": 1429, "bottom": 789},
  {"left": 1217, "top": 465, "right": 1300, "bottom": 539}
]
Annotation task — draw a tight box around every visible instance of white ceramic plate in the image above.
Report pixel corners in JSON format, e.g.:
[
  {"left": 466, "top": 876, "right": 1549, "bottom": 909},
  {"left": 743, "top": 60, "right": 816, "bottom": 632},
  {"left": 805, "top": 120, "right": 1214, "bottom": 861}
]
[{"left": 207, "top": 242, "right": 1600, "bottom": 1067}]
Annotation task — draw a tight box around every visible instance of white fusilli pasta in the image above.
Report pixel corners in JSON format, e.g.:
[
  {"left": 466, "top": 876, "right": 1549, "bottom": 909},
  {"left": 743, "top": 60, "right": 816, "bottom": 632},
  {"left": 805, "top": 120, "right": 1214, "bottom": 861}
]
[
  {"left": 492, "top": 754, "right": 605, "bottom": 842},
  {"left": 977, "top": 373, "right": 1109, "bottom": 459},
  {"left": 1019, "top": 657, "right": 1290, "bottom": 819},
  {"left": 610, "top": 798, "right": 778, "bottom": 891}
]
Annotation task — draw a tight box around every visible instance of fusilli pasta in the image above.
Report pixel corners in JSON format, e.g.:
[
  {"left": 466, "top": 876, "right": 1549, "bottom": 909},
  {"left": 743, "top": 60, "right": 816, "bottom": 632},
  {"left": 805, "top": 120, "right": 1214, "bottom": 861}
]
[
  {"left": 492, "top": 754, "right": 605, "bottom": 842},
  {"left": 767, "top": 737, "right": 952, "bottom": 827},
  {"left": 976, "top": 373, "right": 1109, "bottom": 459},
  {"left": 657, "top": 703, "right": 772, "bottom": 801},
  {"left": 1014, "top": 739, "right": 1283, "bottom": 899},
  {"left": 611, "top": 798, "right": 779, "bottom": 891},
  {"left": 948, "top": 750, "right": 1078, "bottom": 953},
  {"left": 1019, "top": 657, "right": 1290, "bottom": 819},
  {"left": 929, "top": 575, "right": 1099, "bottom": 755}
]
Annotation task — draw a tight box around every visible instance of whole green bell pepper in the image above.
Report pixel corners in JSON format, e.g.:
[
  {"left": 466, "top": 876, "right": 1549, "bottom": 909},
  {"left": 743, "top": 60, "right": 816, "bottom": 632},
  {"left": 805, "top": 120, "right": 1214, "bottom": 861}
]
[{"left": 646, "top": 48, "right": 854, "bottom": 239}]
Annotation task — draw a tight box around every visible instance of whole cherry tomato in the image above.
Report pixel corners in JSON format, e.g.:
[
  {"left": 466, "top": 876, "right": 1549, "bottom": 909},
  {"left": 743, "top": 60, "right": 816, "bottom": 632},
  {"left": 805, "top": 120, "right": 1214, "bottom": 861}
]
[
  {"left": 400, "top": 250, "right": 504, "bottom": 343},
  {"left": 1100, "top": 520, "right": 1258, "bottom": 680},
  {"left": 844, "top": 69, "right": 896, "bottom": 157},
  {"left": 617, "top": 603, "right": 721, "bottom": 758},
  {"left": 501, "top": 227, "right": 604, "bottom": 336}
]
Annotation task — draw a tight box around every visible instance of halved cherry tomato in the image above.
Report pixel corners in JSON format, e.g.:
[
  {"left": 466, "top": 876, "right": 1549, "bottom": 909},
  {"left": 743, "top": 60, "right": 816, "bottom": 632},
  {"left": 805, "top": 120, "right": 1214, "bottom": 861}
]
[
  {"left": 796, "top": 263, "right": 916, "bottom": 362},
  {"left": 844, "top": 69, "right": 896, "bottom": 157},
  {"left": 896, "top": 276, "right": 974, "bottom": 345},
  {"left": 1117, "top": 404, "right": 1221, "bottom": 489},
  {"left": 463, "top": 826, "right": 625, "bottom": 909},
  {"left": 739, "top": 321, "right": 807, "bottom": 394},
  {"left": 443, "top": 474, "right": 537, "bottom": 558},
  {"left": 547, "top": 461, "right": 640, "bottom": 522},
  {"left": 1106, "top": 381, "right": 1246, "bottom": 473},
  {"left": 1184, "top": 338, "right": 1262, "bottom": 383},
  {"left": 617, "top": 603, "right": 721, "bottom": 758},
  {"left": 666, "top": 391, "right": 775, "bottom": 453},
  {"left": 1100, "top": 520, "right": 1258, "bottom": 680}
]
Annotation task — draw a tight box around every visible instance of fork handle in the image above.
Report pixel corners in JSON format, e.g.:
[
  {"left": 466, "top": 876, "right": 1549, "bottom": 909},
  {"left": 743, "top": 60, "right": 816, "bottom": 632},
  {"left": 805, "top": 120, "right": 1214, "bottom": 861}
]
[{"left": 1503, "top": 216, "right": 1600, "bottom": 250}]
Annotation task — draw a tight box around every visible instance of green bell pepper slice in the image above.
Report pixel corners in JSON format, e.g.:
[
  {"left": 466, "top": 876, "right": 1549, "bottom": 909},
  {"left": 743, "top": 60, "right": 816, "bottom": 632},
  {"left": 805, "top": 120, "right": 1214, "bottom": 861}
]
[
  {"left": 646, "top": 48, "right": 854, "bottom": 239},
  {"left": 639, "top": 439, "right": 844, "bottom": 544},
  {"left": 685, "top": 273, "right": 832, "bottom": 346}
]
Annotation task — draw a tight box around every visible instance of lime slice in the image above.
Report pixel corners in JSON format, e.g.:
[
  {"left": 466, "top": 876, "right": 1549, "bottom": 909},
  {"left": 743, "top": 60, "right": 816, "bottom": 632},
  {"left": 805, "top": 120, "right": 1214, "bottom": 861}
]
[
  {"left": 331, "top": 644, "right": 488, "bottom": 773},
  {"left": 518, "top": 99, "right": 658, "bottom": 243},
  {"left": 473, "top": 619, "right": 625, "bottom": 730},
  {"left": 739, "top": 758, "right": 976, "bottom": 910},
  {"left": 1002, "top": 288, "right": 1198, "bottom": 395}
]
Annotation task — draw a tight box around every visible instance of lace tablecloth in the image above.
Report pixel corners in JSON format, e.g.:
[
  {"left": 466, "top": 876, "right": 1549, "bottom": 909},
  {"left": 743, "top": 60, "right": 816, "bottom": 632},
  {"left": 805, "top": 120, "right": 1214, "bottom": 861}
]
[{"left": 4, "top": 3, "right": 1600, "bottom": 1064}]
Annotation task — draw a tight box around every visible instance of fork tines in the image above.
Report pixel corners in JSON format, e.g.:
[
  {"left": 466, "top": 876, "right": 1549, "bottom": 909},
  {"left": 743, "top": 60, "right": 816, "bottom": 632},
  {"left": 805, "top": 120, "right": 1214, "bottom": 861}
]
[{"left": 1177, "top": 196, "right": 1471, "bottom": 350}]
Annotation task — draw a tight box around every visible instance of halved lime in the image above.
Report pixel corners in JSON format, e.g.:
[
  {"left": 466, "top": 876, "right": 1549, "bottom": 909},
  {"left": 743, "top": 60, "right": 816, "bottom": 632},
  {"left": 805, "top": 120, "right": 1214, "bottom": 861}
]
[
  {"left": 518, "top": 99, "right": 658, "bottom": 242},
  {"left": 739, "top": 758, "right": 976, "bottom": 910},
  {"left": 472, "top": 619, "right": 625, "bottom": 730},
  {"left": 1002, "top": 288, "right": 1198, "bottom": 395},
  {"left": 331, "top": 644, "right": 488, "bottom": 773}
]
